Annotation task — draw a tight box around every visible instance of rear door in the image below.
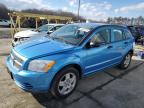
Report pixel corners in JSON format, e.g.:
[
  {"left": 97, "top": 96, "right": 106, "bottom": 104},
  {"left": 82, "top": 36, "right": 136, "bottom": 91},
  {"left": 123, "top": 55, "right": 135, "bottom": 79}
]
[
  {"left": 110, "top": 27, "right": 127, "bottom": 62},
  {"left": 123, "top": 29, "right": 134, "bottom": 53}
]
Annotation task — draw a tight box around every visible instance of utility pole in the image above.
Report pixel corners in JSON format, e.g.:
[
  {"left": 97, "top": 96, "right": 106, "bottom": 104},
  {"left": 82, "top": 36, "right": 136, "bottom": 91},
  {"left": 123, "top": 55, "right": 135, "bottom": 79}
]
[{"left": 78, "top": 0, "right": 80, "bottom": 22}]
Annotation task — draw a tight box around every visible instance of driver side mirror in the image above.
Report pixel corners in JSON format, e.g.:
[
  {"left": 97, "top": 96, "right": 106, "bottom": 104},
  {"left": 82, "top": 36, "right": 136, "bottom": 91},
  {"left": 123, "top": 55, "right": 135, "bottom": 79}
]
[{"left": 85, "top": 41, "right": 104, "bottom": 49}]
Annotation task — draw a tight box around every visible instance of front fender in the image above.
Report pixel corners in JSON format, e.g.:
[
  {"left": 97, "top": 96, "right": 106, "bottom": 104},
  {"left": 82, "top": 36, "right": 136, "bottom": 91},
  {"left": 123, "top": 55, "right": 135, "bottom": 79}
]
[{"left": 53, "top": 54, "right": 84, "bottom": 75}]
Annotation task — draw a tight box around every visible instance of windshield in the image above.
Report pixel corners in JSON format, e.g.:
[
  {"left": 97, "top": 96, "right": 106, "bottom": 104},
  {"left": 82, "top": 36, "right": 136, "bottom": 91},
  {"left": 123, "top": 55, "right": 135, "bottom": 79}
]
[
  {"left": 49, "top": 24, "right": 93, "bottom": 45},
  {"left": 37, "top": 25, "right": 54, "bottom": 32}
]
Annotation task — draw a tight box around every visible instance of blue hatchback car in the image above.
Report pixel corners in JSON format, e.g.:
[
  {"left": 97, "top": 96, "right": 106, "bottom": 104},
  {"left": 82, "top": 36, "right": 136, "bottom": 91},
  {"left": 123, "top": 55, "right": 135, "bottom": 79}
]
[{"left": 6, "top": 23, "right": 134, "bottom": 98}]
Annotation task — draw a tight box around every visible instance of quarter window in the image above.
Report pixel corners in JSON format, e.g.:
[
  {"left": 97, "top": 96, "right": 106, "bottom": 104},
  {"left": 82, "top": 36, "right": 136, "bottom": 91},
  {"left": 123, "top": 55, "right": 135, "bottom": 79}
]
[{"left": 112, "top": 29, "right": 123, "bottom": 41}]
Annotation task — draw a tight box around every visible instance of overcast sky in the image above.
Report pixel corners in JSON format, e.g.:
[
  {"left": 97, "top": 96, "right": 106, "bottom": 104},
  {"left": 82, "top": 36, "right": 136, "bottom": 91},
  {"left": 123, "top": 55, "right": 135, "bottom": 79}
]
[{"left": 0, "top": 0, "right": 144, "bottom": 21}]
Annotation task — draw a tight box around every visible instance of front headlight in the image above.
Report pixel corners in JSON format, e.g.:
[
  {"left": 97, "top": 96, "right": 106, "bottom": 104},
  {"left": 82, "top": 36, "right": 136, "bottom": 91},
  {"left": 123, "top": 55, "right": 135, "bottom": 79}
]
[{"left": 28, "top": 60, "right": 55, "bottom": 72}]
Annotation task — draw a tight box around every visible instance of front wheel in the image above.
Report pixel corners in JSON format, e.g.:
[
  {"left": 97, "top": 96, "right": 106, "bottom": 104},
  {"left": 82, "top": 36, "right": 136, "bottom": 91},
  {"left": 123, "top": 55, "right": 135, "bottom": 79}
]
[
  {"left": 50, "top": 67, "right": 79, "bottom": 98},
  {"left": 119, "top": 53, "right": 132, "bottom": 69}
]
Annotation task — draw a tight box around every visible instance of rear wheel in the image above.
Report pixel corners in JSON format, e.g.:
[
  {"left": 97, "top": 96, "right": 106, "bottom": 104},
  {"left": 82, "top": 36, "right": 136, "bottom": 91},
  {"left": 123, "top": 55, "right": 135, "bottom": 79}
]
[
  {"left": 119, "top": 53, "right": 132, "bottom": 69},
  {"left": 50, "top": 67, "right": 79, "bottom": 98}
]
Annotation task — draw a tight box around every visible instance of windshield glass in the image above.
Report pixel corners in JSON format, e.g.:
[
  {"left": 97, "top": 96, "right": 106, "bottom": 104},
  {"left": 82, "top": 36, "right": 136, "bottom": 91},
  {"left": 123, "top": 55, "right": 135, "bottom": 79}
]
[
  {"left": 49, "top": 24, "right": 94, "bottom": 45},
  {"left": 37, "top": 25, "right": 54, "bottom": 32}
]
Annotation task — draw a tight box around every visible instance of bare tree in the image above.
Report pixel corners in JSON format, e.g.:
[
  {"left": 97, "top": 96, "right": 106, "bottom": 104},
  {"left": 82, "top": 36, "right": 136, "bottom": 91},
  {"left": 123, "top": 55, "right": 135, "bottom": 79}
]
[{"left": 107, "top": 16, "right": 144, "bottom": 25}]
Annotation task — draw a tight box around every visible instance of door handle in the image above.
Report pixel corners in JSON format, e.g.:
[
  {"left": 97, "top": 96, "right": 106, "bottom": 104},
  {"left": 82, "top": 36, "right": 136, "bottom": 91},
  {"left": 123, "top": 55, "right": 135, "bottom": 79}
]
[
  {"left": 124, "top": 42, "right": 128, "bottom": 44},
  {"left": 107, "top": 45, "right": 113, "bottom": 49}
]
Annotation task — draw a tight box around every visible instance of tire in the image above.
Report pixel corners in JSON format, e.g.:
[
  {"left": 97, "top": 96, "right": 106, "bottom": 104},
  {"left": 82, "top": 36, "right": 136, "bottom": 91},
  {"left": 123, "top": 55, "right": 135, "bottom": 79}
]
[
  {"left": 119, "top": 52, "right": 132, "bottom": 69},
  {"left": 50, "top": 67, "right": 79, "bottom": 98}
]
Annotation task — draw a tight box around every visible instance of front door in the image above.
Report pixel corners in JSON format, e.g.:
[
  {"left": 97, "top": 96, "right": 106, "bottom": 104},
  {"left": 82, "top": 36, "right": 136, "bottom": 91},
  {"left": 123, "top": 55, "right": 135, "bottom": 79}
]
[{"left": 83, "top": 27, "right": 122, "bottom": 75}]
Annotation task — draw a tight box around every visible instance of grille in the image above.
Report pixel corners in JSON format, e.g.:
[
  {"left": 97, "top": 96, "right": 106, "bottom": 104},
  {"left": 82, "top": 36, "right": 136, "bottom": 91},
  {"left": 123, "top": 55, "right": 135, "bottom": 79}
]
[{"left": 10, "top": 51, "right": 24, "bottom": 70}]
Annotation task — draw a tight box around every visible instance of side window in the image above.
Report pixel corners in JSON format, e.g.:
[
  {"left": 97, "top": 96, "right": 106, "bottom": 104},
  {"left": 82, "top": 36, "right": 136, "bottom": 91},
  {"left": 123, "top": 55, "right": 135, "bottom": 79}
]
[
  {"left": 90, "top": 29, "right": 110, "bottom": 45},
  {"left": 55, "top": 26, "right": 62, "bottom": 30},
  {"left": 112, "top": 29, "right": 123, "bottom": 42},
  {"left": 124, "top": 30, "right": 132, "bottom": 39}
]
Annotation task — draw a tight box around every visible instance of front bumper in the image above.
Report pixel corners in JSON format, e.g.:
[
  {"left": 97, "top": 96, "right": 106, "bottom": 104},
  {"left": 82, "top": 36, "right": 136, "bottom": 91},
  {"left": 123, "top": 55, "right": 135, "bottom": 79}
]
[{"left": 6, "top": 56, "right": 53, "bottom": 93}]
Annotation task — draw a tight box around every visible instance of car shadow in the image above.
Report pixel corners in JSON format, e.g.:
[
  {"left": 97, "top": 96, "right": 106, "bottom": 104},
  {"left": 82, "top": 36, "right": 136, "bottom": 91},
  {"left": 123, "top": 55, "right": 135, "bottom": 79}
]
[
  {"left": 32, "top": 92, "right": 73, "bottom": 108},
  {"left": 31, "top": 58, "right": 144, "bottom": 108}
]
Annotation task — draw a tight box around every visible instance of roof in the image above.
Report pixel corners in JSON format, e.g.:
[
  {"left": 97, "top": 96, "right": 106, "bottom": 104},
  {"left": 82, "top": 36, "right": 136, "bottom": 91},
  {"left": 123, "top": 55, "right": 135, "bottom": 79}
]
[
  {"left": 45, "top": 23, "right": 65, "bottom": 26},
  {"left": 71, "top": 23, "right": 127, "bottom": 29}
]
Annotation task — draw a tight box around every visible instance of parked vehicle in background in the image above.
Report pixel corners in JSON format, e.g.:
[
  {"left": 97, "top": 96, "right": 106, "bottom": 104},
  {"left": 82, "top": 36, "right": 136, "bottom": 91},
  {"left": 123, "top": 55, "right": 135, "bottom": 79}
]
[
  {"left": 6, "top": 23, "right": 134, "bottom": 98},
  {"left": 127, "top": 25, "right": 144, "bottom": 43},
  {"left": 12, "top": 24, "right": 64, "bottom": 46},
  {"left": 0, "top": 19, "right": 10, "bottom": 27}
]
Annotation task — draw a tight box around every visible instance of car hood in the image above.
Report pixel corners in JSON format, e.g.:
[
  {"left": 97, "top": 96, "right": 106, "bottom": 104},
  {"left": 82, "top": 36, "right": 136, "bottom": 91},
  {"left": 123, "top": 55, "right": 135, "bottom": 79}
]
[
  {"left": 14, "top": 36, "right": 75, "bottom": 58},
  {"left": 14, "top": 30, "right": 43, "bottom": 38}
]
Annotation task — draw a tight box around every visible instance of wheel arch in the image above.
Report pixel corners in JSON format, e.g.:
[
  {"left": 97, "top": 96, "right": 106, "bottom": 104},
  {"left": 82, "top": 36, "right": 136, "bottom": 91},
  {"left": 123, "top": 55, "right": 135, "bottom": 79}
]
[
  {"left": 55, "top": 63, "right": 83, "bottom": 79},
  {"left": 49, "top": 63, "right": 83, "bottom": 91}
]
